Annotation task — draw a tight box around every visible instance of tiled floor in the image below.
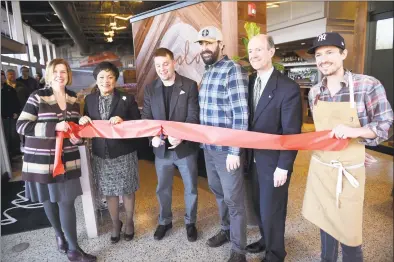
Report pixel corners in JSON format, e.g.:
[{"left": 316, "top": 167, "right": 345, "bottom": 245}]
[{"left": 1, "top": 150, "right": 393, "bottom": 262}]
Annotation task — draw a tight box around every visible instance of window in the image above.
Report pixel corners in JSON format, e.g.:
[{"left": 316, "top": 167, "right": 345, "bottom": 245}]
[{"left": 376, "top": 18, "right": 393, "bottom": 50}]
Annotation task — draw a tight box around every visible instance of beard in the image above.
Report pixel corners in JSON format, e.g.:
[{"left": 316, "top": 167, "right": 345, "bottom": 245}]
[
  {"left": 200, "top": 46, "right": 220, "bottom": 65},
  {"left": 319, "top": 63, "right": 342, "bottom": 77}
]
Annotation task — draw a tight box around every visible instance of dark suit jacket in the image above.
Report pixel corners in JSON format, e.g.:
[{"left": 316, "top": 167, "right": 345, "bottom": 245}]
[
  {"left": 1, "top": 83, "right": 21, "bottom": 117},
  {"left": 141, "top": 72, "right": 199, "bottom": 159},
  {"left": 84, "top": 88, "right": 141, "bottom": 159},
  {"left": 247, "top": 69, "right": 302, "bottom": 175}
]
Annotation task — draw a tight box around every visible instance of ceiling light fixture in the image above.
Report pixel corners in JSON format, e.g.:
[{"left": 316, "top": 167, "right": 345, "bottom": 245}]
[
  {"left": 104, "top": 30, "right": 115, "bottom": 36},
  {"left": 114, "top": 15, "right": 133, "bottom": 21},
  {"left": 112, "top": 26, "right": 127, "bottom": 30},
  {"left": 267, "top": 4, "right": 279, "bottom": 8},
  {"left": 266, "top": 1, "right": 287, "bottom": 8}
]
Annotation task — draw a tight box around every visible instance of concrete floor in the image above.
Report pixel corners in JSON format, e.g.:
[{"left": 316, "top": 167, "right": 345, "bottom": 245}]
[{"left": 1, "top": 150, "right": 393, "bottom": 262}]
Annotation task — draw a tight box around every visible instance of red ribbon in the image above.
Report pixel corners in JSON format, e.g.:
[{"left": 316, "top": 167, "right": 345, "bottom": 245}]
[{"left": 53, "top": 120, "right": 349, "bottom": 177}]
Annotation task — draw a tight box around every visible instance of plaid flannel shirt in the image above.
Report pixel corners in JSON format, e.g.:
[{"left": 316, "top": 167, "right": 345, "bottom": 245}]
[
  {"left": 198, "top": 55, "right": 249, "bottom": 156},
  {"left": 308, "top": 70, "right": 393, "bottom": 146}
]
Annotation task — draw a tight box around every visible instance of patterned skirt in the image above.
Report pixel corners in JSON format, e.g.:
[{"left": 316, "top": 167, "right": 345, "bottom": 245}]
[{"left": 92, "top": 151, "right": 139, "bottom": 196}]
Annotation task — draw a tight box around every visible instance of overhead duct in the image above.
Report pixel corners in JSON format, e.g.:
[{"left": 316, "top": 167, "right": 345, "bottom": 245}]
[{"left": 49, "top": 1, "right": 91, "bottom": 55}]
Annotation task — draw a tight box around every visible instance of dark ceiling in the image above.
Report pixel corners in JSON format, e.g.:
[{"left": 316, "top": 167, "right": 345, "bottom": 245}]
[{"left": 3, "top": 1, "right": 173, "bottom": 48}]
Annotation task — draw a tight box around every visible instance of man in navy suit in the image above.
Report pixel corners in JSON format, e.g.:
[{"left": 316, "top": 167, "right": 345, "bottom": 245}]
[{"left": 245, "top": 34, "right": 302, "bottom": 262}]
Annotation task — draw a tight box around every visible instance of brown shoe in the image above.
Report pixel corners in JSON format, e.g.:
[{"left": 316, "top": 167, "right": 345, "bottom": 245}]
[
  {"left": 56, "top": 235, "right": 68, "bottom": 254},
  {"left": 206, "top": 229, "right": 230, "bottom": 247},
  {"left": 67, "top": 247, "right": 97, "bottom": 262}
]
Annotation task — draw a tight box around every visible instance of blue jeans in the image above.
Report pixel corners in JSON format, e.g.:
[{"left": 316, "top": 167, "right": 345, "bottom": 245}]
[
  {"left": 155, "top": 151, "right": 198, "bottom": 225},
  {"left": 204, "top": 149, "right": 246, "bottom": 254},
  {"left": 321, "top": 230, "right": 363, "bottom": 262}
]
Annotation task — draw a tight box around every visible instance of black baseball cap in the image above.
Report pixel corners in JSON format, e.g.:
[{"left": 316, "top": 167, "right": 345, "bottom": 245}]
[{"left": 307, "top": 32, "right": 346, "bottom": 54}]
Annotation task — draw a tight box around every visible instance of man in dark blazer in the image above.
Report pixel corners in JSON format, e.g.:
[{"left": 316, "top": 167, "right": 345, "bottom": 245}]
[
  {"left": 141, "top": 48, "right": 200, "bottom": 242},
  {"left": 245, "top": 34, "right": 302, "bottom": 262}
]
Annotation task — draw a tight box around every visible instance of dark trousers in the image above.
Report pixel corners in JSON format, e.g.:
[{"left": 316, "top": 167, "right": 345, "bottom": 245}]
[
  {"left": 251, "top": 163, "right": 290, "bottom": 262},
  {"left": 2, "top": 118, "right": 20, "bottom": 158},
  {"left": 321, "top": 230, "right": 363, "bottom": 262}
]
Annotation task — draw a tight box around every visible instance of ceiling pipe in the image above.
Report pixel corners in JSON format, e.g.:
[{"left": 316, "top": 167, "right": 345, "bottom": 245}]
[{"left": 49, "top": 1, "right": 92, "bottom": 55}]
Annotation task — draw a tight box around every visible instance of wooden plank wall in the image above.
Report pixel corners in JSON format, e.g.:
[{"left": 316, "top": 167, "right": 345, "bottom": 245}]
[
  {"left": 326, "top": 1, "right": 368, "bottom": 74},
  {"left": 131, "top": 2, "right": 268, "bottom": 106}
]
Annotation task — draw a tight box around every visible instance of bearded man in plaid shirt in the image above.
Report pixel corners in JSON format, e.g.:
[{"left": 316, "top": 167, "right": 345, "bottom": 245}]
[{"left": 196, "top": 26, "right": 249, "bottom": 262}]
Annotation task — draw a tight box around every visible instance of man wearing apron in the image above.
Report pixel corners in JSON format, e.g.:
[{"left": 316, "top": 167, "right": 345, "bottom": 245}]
[{"left": 303, "top": 32, "right": 393, "bottom": 262}]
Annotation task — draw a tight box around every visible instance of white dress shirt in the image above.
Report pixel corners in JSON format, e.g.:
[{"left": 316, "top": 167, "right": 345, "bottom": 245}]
[
  {"left": 254, "top": 66, "right": 274, "bottom": 101},
  {"left": 253, "top": 67, "right": 288, "bottom": 176}
]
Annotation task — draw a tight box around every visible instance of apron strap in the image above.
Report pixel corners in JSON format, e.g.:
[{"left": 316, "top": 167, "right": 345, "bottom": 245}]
[
  {"left": 312, "top": 156, "right": 363, "bottom": 208},
  {"left": 348, "top": 72, "right": 355, "bottom": 108}
]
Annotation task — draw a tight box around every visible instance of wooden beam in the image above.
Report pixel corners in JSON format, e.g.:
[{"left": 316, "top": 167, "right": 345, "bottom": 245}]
[
  {"left": 353, "top": 1, "right": 368, "bottom": 74},
  {"left": 221, "top": 2, "right": 238, "bottom": 58}
]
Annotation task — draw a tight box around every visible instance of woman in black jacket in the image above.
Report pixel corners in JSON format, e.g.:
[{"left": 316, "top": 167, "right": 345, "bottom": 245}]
[{"left": 79, "top": 62, "right": 140, "bottom": 243}]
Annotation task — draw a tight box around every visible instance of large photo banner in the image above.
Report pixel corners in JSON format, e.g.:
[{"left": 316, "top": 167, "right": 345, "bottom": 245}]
[{"left": 131, "top": 2, "right": 221, "bottom": 105}]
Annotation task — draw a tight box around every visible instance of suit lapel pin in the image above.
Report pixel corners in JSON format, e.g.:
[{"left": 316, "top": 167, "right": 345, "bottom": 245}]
[
  {"left": 122, "top": 96, "right": 127, "bottom": 100},
  {"left": 269, "top": 95, "right": 272, "bottom": 98},
  {"left": 180, "top": 90, "right": 185, "bottom": 95}
]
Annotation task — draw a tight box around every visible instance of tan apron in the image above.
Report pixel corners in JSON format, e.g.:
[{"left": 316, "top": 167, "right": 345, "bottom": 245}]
[{"left": 302, "top": 73, "right": 366, "bottom": 247}]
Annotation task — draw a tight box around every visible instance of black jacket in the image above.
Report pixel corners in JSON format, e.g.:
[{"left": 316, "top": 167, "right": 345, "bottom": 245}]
[
  {"left": 1, "top": 83, "right": 21, "bottom": 118},
  {"left": 141, "top": 73, "right": 200, "bottom": 159},
  {"left": 247, "top": 69, "right": 302, "bottom": 175},
  {"left": 16, "top": 76, "right": 38, "bottom": 95},
  {"left": 84, "top": 88, "right": 141, "bottom": 159}
]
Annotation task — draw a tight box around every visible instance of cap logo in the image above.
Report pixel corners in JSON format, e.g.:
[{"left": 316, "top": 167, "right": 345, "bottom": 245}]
[
  {"left": 202, "top": 29, "right": 209, "bottom": 37},
  {"left": 341, "top": 41, "right": 344, "bottom": 46},
  {"left": 318, "top": 33, "right": 327, "bottom": 42}
]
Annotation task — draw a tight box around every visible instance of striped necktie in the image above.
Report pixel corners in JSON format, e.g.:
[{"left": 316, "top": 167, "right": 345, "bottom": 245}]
[{"left": 253, "top": 76, "right": 262, "bottom": 110}]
